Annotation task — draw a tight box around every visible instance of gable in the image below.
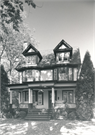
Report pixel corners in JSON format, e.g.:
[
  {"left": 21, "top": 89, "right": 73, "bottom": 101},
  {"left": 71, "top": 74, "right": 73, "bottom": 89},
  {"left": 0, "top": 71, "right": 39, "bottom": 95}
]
[
  {"left": 59, "top": 44, "right": 67, "bottom": 49},
  {"left": 28, "top": 48, "right": 35, "bottom": 53},
  {"left": 53, "top": 39, "right": 72, "bottom": 52},
  {"left": 22, "top": 43, "right": 42, "bottom": 61},
  {"left": 22, "top": 44, "right": 38, "bottom": 55}
]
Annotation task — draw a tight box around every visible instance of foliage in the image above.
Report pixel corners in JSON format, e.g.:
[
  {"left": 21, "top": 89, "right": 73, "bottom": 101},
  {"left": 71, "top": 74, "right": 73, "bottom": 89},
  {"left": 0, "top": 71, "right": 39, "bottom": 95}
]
[
  {"left": 1, "top": 65, "right": 9, "bottom": 113},
  {"left": 14, "top": 110, "right": 27, "bottom": 119},
  {"left": 70, "top": 48, "right": 81, "bottom": 64},
  {"left": 76, "top": 51, "right": 94, "bottom": 120},
  {"left": 0, "top": 0, "right": 36, "bottom": 32},
  {"left": 39, "top": 53, "right": 55, "bottom": 66}
]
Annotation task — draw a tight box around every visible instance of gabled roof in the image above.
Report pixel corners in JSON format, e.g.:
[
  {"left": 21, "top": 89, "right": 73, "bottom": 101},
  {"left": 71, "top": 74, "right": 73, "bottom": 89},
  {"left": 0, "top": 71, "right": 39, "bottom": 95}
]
[
  {"left": 16, "top": 48, "right": 81, "bottom": 71},
  {"left": 53, "top": 39, "right": 73, "bottom": 53},
  {"left": 22, "top": 43, "right": 42, "bottom": 61}
]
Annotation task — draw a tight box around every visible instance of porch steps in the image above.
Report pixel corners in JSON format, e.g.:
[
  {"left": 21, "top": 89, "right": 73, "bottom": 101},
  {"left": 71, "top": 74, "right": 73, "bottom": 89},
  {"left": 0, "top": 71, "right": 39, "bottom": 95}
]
[{"left": 25, "top": 109, "right": 53, "bottom": 121}]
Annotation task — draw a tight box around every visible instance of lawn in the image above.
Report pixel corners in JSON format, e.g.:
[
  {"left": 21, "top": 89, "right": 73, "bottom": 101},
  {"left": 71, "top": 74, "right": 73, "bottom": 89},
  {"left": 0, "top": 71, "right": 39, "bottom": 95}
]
[{"left": 0, "top": 118, "right": 95, "bottom": 135}]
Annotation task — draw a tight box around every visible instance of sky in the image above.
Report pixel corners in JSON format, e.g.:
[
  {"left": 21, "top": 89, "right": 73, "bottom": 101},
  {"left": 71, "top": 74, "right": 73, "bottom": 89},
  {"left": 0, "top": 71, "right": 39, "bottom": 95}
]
[{"left": 24, "top": 0, "right": 95, "bottom": 67}]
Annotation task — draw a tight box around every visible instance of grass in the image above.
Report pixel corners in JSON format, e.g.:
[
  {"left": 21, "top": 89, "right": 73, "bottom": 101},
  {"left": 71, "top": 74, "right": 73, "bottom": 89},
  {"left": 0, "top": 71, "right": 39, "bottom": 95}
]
[{"left": 0, "top": 118, "right": 95, "bottom": 135}]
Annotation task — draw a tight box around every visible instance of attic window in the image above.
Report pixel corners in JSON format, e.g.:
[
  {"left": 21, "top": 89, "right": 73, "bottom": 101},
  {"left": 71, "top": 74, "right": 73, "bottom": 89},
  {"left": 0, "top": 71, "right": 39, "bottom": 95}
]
[
  {"left": 56, "top": 53, "right": 64, "bottom": 62},
  {"left": 64, "top": 52, "right": 70, "bottom": 61}
]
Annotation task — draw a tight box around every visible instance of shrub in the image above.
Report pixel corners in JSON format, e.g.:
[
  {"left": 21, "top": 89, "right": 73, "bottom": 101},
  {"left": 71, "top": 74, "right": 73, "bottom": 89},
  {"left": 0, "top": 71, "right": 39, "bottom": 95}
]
[
  {"left": 67, "top": 112, "right": 77, "bottom": 120},
  {"left": 18, "top": 111, "right": 27, "bottom": 119}
]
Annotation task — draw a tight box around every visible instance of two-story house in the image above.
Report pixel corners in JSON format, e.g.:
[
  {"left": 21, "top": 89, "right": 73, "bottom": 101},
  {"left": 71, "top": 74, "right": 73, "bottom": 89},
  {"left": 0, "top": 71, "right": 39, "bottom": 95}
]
[{"left": 8, "top": 39, "right": 81, "bottom": 120}]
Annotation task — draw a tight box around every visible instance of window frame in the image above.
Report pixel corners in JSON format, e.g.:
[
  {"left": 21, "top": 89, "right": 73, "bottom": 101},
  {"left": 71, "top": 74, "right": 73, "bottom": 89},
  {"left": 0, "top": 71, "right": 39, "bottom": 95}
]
[
  {"left": 24, "top": 91, "right": 28, "bottom": 102},
  {"left": 62, "top": 90, "right": 73, "bottom": 104}
]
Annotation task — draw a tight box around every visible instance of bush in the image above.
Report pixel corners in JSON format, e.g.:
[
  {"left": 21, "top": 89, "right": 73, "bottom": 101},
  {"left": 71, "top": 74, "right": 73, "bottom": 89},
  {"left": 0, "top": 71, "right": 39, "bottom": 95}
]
[
  {"left": 2, "top": 111, "right": 12, "bottom": 118},
  {"left": 18, "top": 111, "right": 27, "bottom": 119},
  {"left": 67, "top": 112, "right": 77, "bottom": 120}
]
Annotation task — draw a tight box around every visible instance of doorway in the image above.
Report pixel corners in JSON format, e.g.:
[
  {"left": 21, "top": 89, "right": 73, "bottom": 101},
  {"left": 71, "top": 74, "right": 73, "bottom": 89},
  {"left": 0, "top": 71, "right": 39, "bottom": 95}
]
[{"left": 48, "top": 91, "right": 52, "bottom": 108}]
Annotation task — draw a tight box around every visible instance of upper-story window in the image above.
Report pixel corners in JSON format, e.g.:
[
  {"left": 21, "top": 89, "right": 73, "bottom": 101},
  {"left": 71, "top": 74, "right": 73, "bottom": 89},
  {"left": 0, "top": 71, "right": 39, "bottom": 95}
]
[
  {"left": 54, "top": 68, "right": 57, "bottom": 80},
  {"left": 40, "top": 70, "right": 53, "bottom": 81},
  {"left": 26, "top": 56, "right": 37, "bottom": 65},
  {"left": 58, "top": 67, "right": 68, "bottom": 80},
  {"left": 23, "top": 70, "right": 40, "bottom": 82},
  {"left": 53, "top": 40, "right": 72, "bottom": 64},
  {"left": 73, "top": 68, "right": 78, "bottom": 81},
  {"left": 22, "top": 43, "right": 42, "bottom": 66},
  {"left": 68, "top": 68, "right": 73, "bottom": 80},
  {"left": 58, "top": 67, "right": 78, "bottom": 81},
  {"left": 56, "top": 52, "right": 70, "bottom": 63}
]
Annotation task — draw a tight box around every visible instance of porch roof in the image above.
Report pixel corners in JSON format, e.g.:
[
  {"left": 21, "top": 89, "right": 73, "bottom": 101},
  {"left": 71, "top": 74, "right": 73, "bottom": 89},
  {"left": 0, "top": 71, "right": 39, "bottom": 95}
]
[{"left": 8, "top": 80, "right": 77, "bottom": 91}]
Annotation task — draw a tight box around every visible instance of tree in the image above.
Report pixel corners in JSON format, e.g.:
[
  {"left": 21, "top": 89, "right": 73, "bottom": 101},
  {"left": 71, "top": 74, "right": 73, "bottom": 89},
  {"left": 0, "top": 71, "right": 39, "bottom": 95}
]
[
  {"left": 1, "top": 65, "right": 9, "bottom": 114},
  {"left": 76, "top": 51, "right": 94, "bottom": 120},
  {"left": 0, "top": 0, "right": 36, "bottom": 115},
  {"left": 0, "top": 0, "right": 36, "bottom": 32}
]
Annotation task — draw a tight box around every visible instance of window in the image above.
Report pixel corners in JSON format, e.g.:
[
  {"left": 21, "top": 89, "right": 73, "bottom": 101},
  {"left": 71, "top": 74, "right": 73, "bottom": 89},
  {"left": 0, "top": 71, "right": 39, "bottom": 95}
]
[
  {"left": 54, "top": 68, "right": 57, "bottom": 80},
  {"left": 19, "top": 92, "right": 21, "bottom": 102},
  {"left": 38, "top": 92, "right": 43, "bottom": 105},
  {"left": 25, "top": 70, "right": 40, "bottom": 82},
  {"left": 25, "top": 70, "right": 33, "bottom": 81},
  {"left": 26, "top": 56, "right": 36, "bottom": 65},
  {"left": 58, "top": 67, "right": 68, "bottom": 80},
  {"left": 23, "top": 71, "right": 26, "bottom": 82},
  {"left": 73, "top": 68, "right": 78, "bottom": 81},
  {"left": 33, "top": 91, "right": 38, "bottom": 103},
  {"left": 56, "top": 52, "right": 70, "bottom": 62},
  {"left": 56, "top": 53, "right": 64, "bottom": 62},
  {"left": 64, "top": 52, "right": 70, "bottom": 61},
  {"left": 33, "top": 91, "right": 44, "bottom": 105},
  {"left": 62, "top": 91, "right": 73, "bottom": 103},
  {"left": 41, "top": 70, "right": 53, "bottom": 81},
  {"left": 68, "top": 68, "right": 72, "bottom": 80},
  {"left": 25, "top": 91, "right": 28, "bottom": 101},
  {"left": 55, "top": 91, "right": 57, "bottom": 101}
]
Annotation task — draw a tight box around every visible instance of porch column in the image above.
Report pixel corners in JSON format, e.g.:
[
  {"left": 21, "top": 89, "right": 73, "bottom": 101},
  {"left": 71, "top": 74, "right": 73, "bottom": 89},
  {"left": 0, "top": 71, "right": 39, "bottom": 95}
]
[
  {"left": 28, "top": 89, "right": 33, "bottom": 103},
  {"left": 73, "top": 90, "right": 75, "bottom": 103},
  {"left": 28, "top": 89, "right": 33, "bottom": 112},
  {"left": 19, "top": 72, "right": 22, "bottom": 84},
  {"left": 10, "top": 91, "right": 12, "bottom": 113},
  {"left": 52, "top": 87, "right": 55, "bottom": 107},
  {"left": 19, "top": 92, "right": 21, "bottom": 104},
  {"left": 10, "top": 91, "right": 12, "bottom": 104},
  {"left": 30, "top": 89, "right": 33, "bottom": 103},
  {"left": 29, "top": 88, "right": 31, "bottom": 103}
]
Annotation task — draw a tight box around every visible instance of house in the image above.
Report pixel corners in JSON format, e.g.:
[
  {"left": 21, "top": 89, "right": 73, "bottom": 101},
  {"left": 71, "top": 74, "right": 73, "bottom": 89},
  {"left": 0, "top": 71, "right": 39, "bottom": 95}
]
[{"left": 8, "top": 39, "right": 81, "bottom": 119}]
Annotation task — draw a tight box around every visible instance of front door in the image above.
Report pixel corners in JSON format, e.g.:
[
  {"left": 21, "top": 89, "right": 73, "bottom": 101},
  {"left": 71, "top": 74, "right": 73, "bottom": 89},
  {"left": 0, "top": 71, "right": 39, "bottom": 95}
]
[{"left": 48, "top": 91, "right": 52, "bottom": 108}]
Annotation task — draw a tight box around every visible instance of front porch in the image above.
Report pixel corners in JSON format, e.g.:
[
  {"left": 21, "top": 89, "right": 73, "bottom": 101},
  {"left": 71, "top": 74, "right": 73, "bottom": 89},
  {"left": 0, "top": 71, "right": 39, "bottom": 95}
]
[
  {"left": 9, "top": 81, "right": 76, "bottom": 120},
  {"left": 10, "top": 86, "right": 76, "bottom": 111}
]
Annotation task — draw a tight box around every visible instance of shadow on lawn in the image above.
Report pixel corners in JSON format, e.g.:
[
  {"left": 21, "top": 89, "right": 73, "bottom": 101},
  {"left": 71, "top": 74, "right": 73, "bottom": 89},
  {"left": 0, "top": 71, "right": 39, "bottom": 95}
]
[
  {"left": 60, "top": 120, "right": 95, "bottom": 135},
  {"left": 0, "top": 119, "right": 39, "bottom": 135},
  {"left": 0, "top": 119, "right": 95, "bottom": 135}
]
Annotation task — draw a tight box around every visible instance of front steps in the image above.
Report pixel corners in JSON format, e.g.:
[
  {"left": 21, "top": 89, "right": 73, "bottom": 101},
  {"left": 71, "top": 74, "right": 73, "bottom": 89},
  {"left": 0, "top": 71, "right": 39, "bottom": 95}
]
[{"left": 25, "top": 109, "right": 52, "bottom": 121}]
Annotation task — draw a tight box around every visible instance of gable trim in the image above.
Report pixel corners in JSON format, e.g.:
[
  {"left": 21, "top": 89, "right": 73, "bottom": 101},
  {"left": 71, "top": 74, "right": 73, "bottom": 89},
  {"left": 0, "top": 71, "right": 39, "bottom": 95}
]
[{"left": 53, "top": 39, "right": 72, "bottom": 52}]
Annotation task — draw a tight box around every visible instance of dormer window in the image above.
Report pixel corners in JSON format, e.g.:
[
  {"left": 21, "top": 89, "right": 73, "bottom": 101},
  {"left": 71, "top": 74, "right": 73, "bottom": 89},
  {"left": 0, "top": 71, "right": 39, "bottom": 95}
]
[
  {"left": 64, "top": 52, "right": 70, "bottom": 61},
  {"left": 53, "top": 40, "right": 73, "bottom": 64},
  {"left": 22, "top": 43, "right": 42, "bottom": 66}
]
